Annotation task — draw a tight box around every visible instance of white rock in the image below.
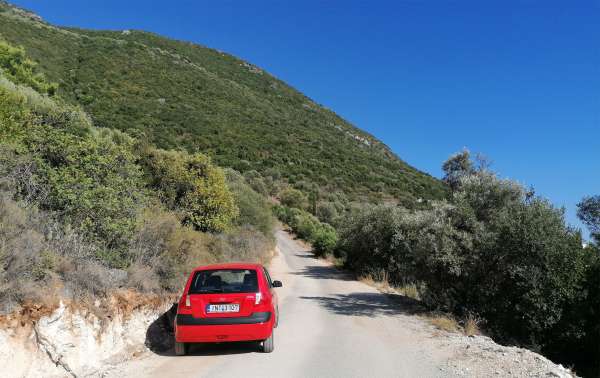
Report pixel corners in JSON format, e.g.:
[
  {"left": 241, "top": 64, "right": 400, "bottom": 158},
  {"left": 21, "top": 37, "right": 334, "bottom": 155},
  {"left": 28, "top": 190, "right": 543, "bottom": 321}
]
[{"left": 0, "top": 300, "right": 171, "bottom": 378}]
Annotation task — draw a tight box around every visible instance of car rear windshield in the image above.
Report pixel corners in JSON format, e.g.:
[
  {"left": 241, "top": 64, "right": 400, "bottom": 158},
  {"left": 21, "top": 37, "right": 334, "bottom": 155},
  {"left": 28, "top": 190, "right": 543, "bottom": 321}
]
[{"left": 188, "top": 269, "right": 259, "bottom": 294}]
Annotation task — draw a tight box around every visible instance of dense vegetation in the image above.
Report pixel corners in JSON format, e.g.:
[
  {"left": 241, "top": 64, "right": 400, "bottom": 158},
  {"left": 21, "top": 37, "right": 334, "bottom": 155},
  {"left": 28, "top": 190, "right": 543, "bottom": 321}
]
[
  {"left": 0, "top": 1, "right": 445, "bottom": 205},
  {"left": 273, "top": 205, "right": 338, "bottom": 256},
  {"left": 331, "top": 151, "right": 599, "bottom": 377},
  {"left": 0, "top": 38, "right": 276, "bottom": 312}
]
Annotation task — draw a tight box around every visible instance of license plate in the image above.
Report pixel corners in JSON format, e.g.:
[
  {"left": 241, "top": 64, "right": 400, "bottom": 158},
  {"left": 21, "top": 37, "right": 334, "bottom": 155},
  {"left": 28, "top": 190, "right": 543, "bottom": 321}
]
[{"left": 206, "top": 304, "right": 240, "bottom": 313}]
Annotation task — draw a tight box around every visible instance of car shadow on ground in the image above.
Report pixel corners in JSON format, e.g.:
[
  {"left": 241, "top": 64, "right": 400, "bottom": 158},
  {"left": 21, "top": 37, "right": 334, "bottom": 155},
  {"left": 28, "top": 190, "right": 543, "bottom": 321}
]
[
  {"left": 145, "top": 303, "right": 261, "bottom": 357},
  {"left": 184, "top": 342, "right": 261, "bottom": 356},
  {"left": 300, "top": 292, "right": 424, "bottom": 317}
]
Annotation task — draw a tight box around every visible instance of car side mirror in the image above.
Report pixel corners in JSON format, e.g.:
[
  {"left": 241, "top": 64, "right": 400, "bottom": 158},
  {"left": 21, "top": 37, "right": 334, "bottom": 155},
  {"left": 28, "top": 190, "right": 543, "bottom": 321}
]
[{"left": 272, "top": 280, "right": 282, "bottom": 288}]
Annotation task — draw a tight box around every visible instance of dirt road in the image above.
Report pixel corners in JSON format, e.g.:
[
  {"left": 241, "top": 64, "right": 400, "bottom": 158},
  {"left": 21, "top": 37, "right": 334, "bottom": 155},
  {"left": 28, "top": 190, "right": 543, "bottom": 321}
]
[{"left": 108, "top": 229, "right": 463, "bottom": 378}]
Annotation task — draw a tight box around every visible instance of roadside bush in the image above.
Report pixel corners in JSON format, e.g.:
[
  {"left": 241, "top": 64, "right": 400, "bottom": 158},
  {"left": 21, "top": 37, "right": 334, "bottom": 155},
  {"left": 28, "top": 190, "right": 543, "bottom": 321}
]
[
  {"left": 26, "top": 127, "right": 147, "bottom": 251},
  {"left": 243, "top": 170, "right": 269, "bottom": 196},
  {"left": 294, "top": 211, "right": 320, "bottom": 240},
  {"left": 127, "top": 207, "right": 215, "bottom": 291},
  {"left": 140, "top": 147, "right": 238, "bottom": 233},
  {"left": 1, "top": 74, "right": 147, "bottom": 254},
  {"left": 312, "top": 223, "right": 338, "bottom": 256},
  {"left": 336, "top": 204, "right": 430, "bottom": 285},
  {"left": 225, "top": 169, "right": 275, "bottom": 238},
  {"left": 316, "top": 201, "right": 339, "bottom": 225},
  {"left": 279, "top": 187, "right": 308, "bottom": 210},
  {"left": 0, "top": 190, "right": 121, "bottom": 312},
  {"left": 273, "top": 204, "right": 338, "bottom": 256},
  {"left": 209, "top": 225, "right": 274, "bottom": 265}
]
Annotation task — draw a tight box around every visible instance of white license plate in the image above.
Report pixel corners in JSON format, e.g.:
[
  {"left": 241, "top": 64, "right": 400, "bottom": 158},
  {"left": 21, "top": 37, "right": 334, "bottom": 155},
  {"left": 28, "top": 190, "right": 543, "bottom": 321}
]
[{"left": 206, "top": 304, "right": 240, "bottom": 313}]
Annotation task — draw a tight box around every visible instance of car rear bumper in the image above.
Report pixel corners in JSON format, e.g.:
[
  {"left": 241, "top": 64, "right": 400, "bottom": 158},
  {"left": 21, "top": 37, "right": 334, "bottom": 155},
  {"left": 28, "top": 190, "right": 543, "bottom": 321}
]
[{"left": 175, "top": 312, "right": 273, "bottom": 342}]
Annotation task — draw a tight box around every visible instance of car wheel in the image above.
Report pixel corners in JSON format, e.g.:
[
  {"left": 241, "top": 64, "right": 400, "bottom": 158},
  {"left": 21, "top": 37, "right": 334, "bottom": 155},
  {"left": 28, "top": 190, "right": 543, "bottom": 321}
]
[
  {"left": 174, "top": 341, "right": 187, "bottom": 356},
  {"left": 275, "top": 306, "right": 279, "bottom": 328},
  {"left": 262, "top": 330, "right": 274, "bottom": 353}
]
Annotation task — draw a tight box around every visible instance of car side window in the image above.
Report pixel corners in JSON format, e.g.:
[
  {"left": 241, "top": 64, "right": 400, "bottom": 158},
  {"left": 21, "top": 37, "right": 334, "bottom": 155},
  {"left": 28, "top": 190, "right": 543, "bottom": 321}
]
[{"left": 263, "top": 267, "right": 273, "bottom": 288}]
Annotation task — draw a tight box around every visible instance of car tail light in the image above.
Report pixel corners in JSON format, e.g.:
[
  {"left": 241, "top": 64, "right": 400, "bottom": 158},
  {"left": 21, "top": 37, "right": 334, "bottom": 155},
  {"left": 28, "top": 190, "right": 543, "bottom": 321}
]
[{"left": 255, "top": 292, "right": 262, "bottom": 305}]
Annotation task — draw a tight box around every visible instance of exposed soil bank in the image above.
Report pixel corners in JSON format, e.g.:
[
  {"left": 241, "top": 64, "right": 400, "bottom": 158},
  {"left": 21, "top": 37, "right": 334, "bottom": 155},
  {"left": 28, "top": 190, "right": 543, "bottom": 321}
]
[{"left": 0, "top": 290, "right": 175, "bottom": 378}]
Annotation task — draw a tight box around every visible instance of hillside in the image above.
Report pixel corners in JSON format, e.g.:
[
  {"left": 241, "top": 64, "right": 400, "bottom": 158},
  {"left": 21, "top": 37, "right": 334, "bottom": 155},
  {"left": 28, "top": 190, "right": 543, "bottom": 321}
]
[{"left": 0, "top": 1, "right": 445, "bottom": 203}]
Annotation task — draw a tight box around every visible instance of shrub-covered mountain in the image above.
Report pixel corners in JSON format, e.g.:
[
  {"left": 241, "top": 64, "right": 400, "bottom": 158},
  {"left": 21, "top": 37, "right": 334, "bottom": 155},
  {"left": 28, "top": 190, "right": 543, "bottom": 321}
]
[{"left": 0, "top": 1, "right": 444, "bottom": 204}]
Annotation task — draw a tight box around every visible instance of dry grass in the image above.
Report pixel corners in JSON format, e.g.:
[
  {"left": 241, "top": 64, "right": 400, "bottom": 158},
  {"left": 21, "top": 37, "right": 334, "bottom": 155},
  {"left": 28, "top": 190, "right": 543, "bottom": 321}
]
[
  {"left": 428, "top": 313, "right": 483, "bottom": 336},
  {"left": 359, "top": 270, "right": 394, "bottom": 294},
  {"left": 396, "top": 283, "right": 420, "bottom": 300},
  {"left": 323, "top": 254, "right": 345, "bottom": 269},
  {"left": 463, "top": 314, "right": 481, "bottom": 336},
  {"left": 359, "top": 274, "right": 376, "bottom": 286},
  {"left": 429, "top": 315, "right": 459, "bottom": 332},
  {"left": 359, "top": 270, "right": 422, "bottom": 300}
]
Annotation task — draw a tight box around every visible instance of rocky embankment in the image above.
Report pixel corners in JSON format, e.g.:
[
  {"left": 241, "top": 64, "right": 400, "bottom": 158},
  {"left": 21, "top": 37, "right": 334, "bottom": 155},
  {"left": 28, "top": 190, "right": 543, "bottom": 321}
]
[
  {"left": 0, "top": 291, "right": 175, "bottom": 378},
  {"left": 440, "top": 333, "right": 576, "bottom": 377}
]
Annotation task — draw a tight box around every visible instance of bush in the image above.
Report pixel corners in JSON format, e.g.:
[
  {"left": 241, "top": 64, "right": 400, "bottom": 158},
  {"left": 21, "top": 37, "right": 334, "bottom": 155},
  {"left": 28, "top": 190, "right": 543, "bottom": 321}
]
[
  {"left": 279, "top": 187, "right": 308, "bottom": 210},
  {"left": 25, "top": 127, "right": 147, "bottom": 250},
  {"left": 225, "top": 169, "right": 275, "bottom": 237},
  {"left": 0, "top": 39, "right": 57, "bottom": 95},
  {"left": 312, "top": 223, "right": 338, "bottom": 256},
  {"left": 273, "top": 204, "right": 338, "bottom": 256},
  {"left": 243, "top": 170, "right": 269, "bottom": 196},
  {"left": 336, "top": 204, "right": 426, "bottom": 285},
  {"left": 316, "top": 201, "right": 339, "bottom": 225},
  {"left": 0, "top": 190, "right": 123, "bottom": 312},
  {"left": 140, "top": 147, "right": 238, "bottom": 233}
]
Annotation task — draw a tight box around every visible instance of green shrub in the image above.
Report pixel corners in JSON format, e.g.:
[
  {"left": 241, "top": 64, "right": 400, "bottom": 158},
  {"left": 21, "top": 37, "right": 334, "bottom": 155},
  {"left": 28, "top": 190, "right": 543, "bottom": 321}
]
[
  {"left": 140, "top": 147, "right": 238, "bottom": 232},
  {"left": 225, "top": 169, "right": 275, "bottom": 237},
  {"left": 312, "top": 223, "right": 338, "bottom": 256},
  {"left": 316, "top": 201, "right": 339, "bottom": 225},
  {"left": 273, "top": 204, "right": 338, "bottom": 256},
  {"left": 279, "top": 187, "right": 308, "bottom": 210},
  {"left": 0, "top": 39, "right": 57, "bottom": 95}
]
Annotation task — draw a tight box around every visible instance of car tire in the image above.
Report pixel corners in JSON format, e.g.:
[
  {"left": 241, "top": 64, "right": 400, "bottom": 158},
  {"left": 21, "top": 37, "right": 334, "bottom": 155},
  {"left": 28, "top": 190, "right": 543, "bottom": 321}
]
[
  {"left": 262, "top": 330, "right": 274, "bottom": 353},
  {"left": 275, "top": 306, "right": 279, "bottom": 328},
  {"left": 174, "top": 341, "right": 186, "bottom": 356}
]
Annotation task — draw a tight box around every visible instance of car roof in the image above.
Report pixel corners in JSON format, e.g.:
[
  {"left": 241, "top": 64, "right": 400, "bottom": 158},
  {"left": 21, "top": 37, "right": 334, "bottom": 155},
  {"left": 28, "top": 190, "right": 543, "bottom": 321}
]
[{"left": 192, "top": 263, "right": 264, "bottom": 272}]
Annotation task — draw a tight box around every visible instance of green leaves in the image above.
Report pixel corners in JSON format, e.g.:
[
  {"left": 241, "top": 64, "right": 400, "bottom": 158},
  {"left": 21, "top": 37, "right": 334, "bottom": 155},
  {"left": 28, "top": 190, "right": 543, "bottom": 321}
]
[
  {"left": 273, "top": 204, "right": 337, "bottom": 256},
  {"left": 279, "top": 187, "right": 308, "bottom": 210},
  {"left": 140, "top": 147, "right": 238, "bottom": 233},
  {"left": 23, "top": 125, "right": 146, "bottom": 247},
  {"left": 577, "top": 195, "right": 600, "bottom": 244},
  {"left": 0, "top": 40, "right": 56, "bottom": 96}
]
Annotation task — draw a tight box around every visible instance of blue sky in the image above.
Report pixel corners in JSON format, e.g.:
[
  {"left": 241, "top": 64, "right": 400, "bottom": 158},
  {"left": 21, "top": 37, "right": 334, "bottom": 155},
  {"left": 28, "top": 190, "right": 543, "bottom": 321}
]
[{"left": 11, "top": 0, "right": 599, "bottom": 237}]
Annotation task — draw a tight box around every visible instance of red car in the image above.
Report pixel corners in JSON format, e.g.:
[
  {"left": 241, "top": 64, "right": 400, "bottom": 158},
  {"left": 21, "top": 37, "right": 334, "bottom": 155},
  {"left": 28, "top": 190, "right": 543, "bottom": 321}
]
[{"left": 174, "top": 263, "right": 282, "bottom": 355}]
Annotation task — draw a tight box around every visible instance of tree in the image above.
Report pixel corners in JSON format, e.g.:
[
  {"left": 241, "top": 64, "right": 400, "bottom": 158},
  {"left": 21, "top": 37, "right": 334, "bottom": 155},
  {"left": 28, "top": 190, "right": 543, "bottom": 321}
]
[
  {"left": 577, "top": 195, "right": 600, "bottom": 244},
  {"left": 442, "top": 149, "right": 475, "bottom": 190}
]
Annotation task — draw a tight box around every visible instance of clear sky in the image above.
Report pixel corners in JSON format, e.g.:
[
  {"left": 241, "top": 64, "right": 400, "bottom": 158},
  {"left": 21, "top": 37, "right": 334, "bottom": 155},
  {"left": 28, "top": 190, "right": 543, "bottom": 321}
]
[{"left": 10, "top": 0, "right": 599, "bottom": 237}]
